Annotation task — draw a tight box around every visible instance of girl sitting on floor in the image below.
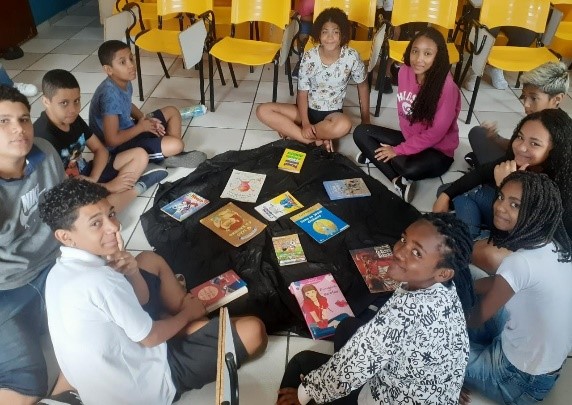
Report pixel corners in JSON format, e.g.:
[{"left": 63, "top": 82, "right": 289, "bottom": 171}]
[
  {"left": 433, "top": 108, "right": 572, "bottom": 244},
  {"left": 277, "top": 213, "right": 475, "bottom": 405},
  {"left": 256, "top": 7, "right": 370, "bottom": 152},
  {"left": 353, "top": 27, "right": 460, "bottom": 203},
  {"left": 461, "top": 171, "right": 572, "bottom": 405}
]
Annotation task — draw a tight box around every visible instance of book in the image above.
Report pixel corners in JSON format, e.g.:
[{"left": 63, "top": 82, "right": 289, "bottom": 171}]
[
  {"left": 350, "top": 245, "right": 400, "bottom": 293},
  {"left": 220, "top": 169, "right": 266, "bottom": 203},
  {"left": 272, "top": 234, "right": 307, "bottom": 266},
  {"left": 200, "top": 202, "right": 267, "bottom": 247},
  {"left": 277, "top": 148, "right": 306, "bottom": 173},
  {"left": 160, "top": 191, "right": 209, "bottom": 221},
  {"left": 216, "top": 307, "right": 238, "bottom": 405},
  {"left": 289, "top": 273, "right": 354, "bottom": 340},
  {"left": 323, "top": 178, "right": 371, "bottom": 200},
  {"left": 254, "top": 191, "right": 304, "bottom": 221},
  {"left": 190, "top": 270, "right": 248, "bottom": 313},
  {"left": 290, "top": 203, "right": 349, "bottom": 244}
]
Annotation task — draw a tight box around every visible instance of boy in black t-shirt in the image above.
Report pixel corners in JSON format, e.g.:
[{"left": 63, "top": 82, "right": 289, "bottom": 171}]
[{"left": 35, "top": 69, "right": 167, "bottom": 211}]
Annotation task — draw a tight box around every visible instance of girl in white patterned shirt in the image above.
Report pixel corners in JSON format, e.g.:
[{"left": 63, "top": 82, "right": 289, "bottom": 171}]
[{"left": 257, "top": 8, "right": 370, "bottom": 152}]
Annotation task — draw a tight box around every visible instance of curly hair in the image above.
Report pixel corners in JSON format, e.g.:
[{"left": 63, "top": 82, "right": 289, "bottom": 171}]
[
  {"left": 310, "top": 7, "right": 351, "bottom": 47},
  {"left": 39, "top": 178, "right": 110, "bottom": 232},
  {"left": 403, "top": 27, "right": 450, "bottom": 126},
  {"left": 422, "top": 213, "right": 476, "bottom": 314},
  {"left": 0, "top": 84, "right": 31, "bottom": 111},
  {"left": 491, "top": 172, "right": 571, "bottom": 262}
]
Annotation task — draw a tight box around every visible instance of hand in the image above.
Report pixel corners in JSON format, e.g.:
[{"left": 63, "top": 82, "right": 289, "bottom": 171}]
[
  {"left": 432, "top": 193, "right": 451, "bottom": 213},
  {"left": 181, "top": 293, "right": 207, "bottom": 321},
  {"left": 494, "top": 160, "right": 529, "bottom": 187},
  {"left": 301, "top": 123, "right": 316, "bottom": 140},
  {"left": 149, "top": 117, "right": 166, "bottom": 136},
  {"left": 137, "top": 117, "right": 161, "bottom": 136},
  {"left": 103, "top": 171, "right": 137, "bottom": 193},
  {"left": 77, "top": 175, "right": 96, "bottom": 183},
  {"left": 374, "top": 144, "right": 397, "bottom": 162},
  {"left": 106, "top": 232, "right": 139, "bottom": 277},
  {"left": 276, "top": 388, "right": 301, "bottom": 405}
]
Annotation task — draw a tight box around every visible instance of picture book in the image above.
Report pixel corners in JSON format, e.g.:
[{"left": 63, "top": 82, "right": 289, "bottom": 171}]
[
  {"left": 190, "top": 270, "right": 248, "bottom": 313},
  {"left": 290, "top": 203, "right": 349, "bottom": 244},
  {"left": 272, "top": 234, "right": 307, "bottom": 266},
  {"left": 160, "top": 191, "right": 209, "bottom": 221},
  {"left": 254, "top": 191, "right": 304, "bottom": 221},
  {"left": 289, "top": 273, "right": 354, "bottom": 340},
  {"left": 323, "top": 178, "right": 371, "bottom": 200},
  {"left": 220, "top": 169, "right": 266, "bottom": 203},
  {"left": 277, "top": 148, "right": 306, "bottom": 173},
  {"left": 350, "top": 245, "right": 400, "bottom": 293},
  {"left": 200, "top": 202, "right": 267, "bottom": 247}
]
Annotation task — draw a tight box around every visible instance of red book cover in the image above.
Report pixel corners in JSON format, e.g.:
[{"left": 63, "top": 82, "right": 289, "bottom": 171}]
[
  {"left": 349, "top": 245, "right": 399, "bottom": 293},
  {"left": 190, "top": 270, "right": 248, "bottom": 313}
]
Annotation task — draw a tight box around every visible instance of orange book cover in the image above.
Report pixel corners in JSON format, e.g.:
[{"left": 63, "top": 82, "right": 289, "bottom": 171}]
[{"left": 200, "top": 202, "right": 266, "bottom": 247}]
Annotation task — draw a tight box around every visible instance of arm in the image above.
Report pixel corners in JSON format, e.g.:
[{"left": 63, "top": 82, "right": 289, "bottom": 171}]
[
  {"left": 84, "top": 135, "right": 109, "bottom": 183},
  {"left": 440, "top": 160, "right": 499, "bottom": 200},
  {"left": 357, "top": 79, "right": 370, "bottom": 125},
  {"left": 472, "top": 239, "right": 512, "bottom": 274},
  {"left": 467, "top": 275, "right": 514, "bottom": 328},
  {"left": 102, "top": 103, "right": 159, "bottom": 147},
  {"left": 296, "top": 90, "right": 316, "bottom": 140}
]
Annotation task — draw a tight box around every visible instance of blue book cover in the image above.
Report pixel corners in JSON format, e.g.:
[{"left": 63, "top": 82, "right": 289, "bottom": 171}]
[
  {"left": 290, "top": 203, "right": 349, "bottom": 244},
  {"left": 323, "top": 178, "right": 371, "bottom": 200},
  {"left": 161, "top": 191, "right": 209, "bottom": 221}
]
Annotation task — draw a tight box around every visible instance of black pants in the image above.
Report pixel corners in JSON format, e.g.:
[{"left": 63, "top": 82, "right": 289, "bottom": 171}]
[
  {"left": 468, "top": 126, "right": 506, "bottom": 166},
  {"left": 353, "top": 124, "right": 454, "bottom": 181}
]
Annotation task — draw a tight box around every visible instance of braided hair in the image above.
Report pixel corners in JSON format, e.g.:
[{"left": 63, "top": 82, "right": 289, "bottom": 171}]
[
  {"left": 422, "top": 213, "right": 476, "bottom": 314},
  {"left": 402, "top": 27, "right": 450, "bottom": 126},
  {"left": 491, "top": 171, "right": 572, "bottom": 262}
]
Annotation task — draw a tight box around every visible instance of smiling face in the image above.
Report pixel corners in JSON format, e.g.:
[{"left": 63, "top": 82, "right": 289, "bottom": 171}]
[
  {"left": 409, "top": 35, "right": 438, "bottom": 83},
  {"left": 511, "top": 119, "right": 553, "bottom": 168},
  {"left": 493, "top": 180, "right": 522, "bottom": 232},
  {"left": 43, "top": 88, "right": 81, "bottom": 129},
  {"left": 104, "top": 47, "right": 137, "bottom": 88},
  {"left": 0, "top": 100, "right": 33, "bottom": 175},
  {"left": 387, "top": 220, "right": 453, "bottom": 290},
  {"left": 319, "top": 21, "right": 341, "bottom": 52},
  {"left": 520, "top": 84, "right": 564, "bottom": 115}
]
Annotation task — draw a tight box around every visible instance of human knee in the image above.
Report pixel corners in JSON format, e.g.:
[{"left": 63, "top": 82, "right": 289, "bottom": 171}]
[
  {"left": 161, "top": 136, "right": 184, "bottom": 156},
  {"left": 256, "top": 103, "right": 274, "bottom": 122},
  {"left": 237, "top": 316, "right": 267, "bottom": 357},
  {"left": 161, "top": 105, "right": 179, "bottom": 120},
  {"left": 135, "top": 251, "right": 163, "bottom": 274}
]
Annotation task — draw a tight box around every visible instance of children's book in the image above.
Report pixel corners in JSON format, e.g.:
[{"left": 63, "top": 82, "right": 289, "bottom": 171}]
[
  {"left": 200, "top": 202, "right": 267, "bottom": 247},
  {"left": 350, "top": 245, "right": 400, "bottom": 293},
  {"left": 191, "top": 270, "right": 248, "bottom": 313},
  {"left": 277, "top": 148, "right": 306, "bottom": 173},
  {"left": 272, "top": 234, "right": 307, "bottom": 266},
  {"left": 289, "top": 273, "right": 354, "bottom": 340},
  {"left": 290, "top": 203, "right": 349, "bottom": 244},
  {"left": 254, "top": 191, "right": 304, "bottom": 221},
  {"left": 323, "top": 178, "right": 371, "bottom": 200},
  {"left": 220, "top": 169, "right": 266, "bottom": 203},
  {"left": 160, "top": 191, "right": 209, "bottom": 221}
]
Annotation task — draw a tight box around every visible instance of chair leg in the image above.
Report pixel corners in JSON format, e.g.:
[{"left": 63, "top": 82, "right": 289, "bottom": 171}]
[
  {"left": 216, "top": 59, "right": 226, "bottom": 85},
  {"left": 228, "top": 63, "right": 238, "bottom": 88},
  {"left": 272, "top": 61, "right": 279, "bottom": 102},
  {"left": 515, "top": 72, "right": 522, "bottom": 88},
  {"left": 198, "top": 56, "right": 205, "bottom": 107},
  {"left": 135, "top": 46, "right": 144, "bottom": 102},
  {"left": 374, "top": 49, "right": 389, "bottom": 117},
  {"left": 285, "top": 56, "right": 294, "bottom": 96},
  {"left": 465, "top": 76, "right": 481, "bottom": 124},
  {"left": 157, "top": 53, "right": 170, "bottom": 79},
  {"left": 208, "top": 54, "right": 216, "bottom": 112}
]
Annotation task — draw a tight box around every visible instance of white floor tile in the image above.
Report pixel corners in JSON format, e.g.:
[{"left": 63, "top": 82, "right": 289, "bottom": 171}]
[
  {"left": 20, "top": 38, "right": 66, "bottom": 54},
  {"left": 188, "top": 101, "right": 253, "bottom": 130},
  {"left": 71, "top": 26, "right": 104, "bottom": 40},
  {"left": 27, "top": 54, "right": 89, "bottom": 71},
  {"left": 246, "top": 103, "right": 268, "bottom": 131},
  {"left": 117, "top": 196, "right": 151, "bottom": 242},
  {"left": 220, "top": 63, "right": 264, "bottom": 82},
  {"left": 287, "top": 335, "right": 334, "bottom": 361},
  {"left": 68, "top": 71, "right": 107, "bottom": 93},
  {"left": 0, "top": 53, "right": 46, "bottom": 70},
  {"left": 72, "top": 54, "right": 103, "bottom": 73},
  {"left": 461, "top": 88, "right": 524, "bottom": 114},
  {"left": 254, "top": 81, "right": 297, "bottom": 104},
  {"left": 241, "top": 129, "right": 279, "bottom": 151},
  {"left": 52, "top": 39, "right": 101, "bottom": 55},
  {"left": 135, "top": 55, "right": 177, "bottom": 76},
  {"left": 207, "top": 79, "right": 261, "bottom": 103},
  {"left": 473, "top": 111, "right": 524, "bottom": 140},
  {"left": 150, "top": 76, "right": 205, "bottom": 101},
  {"left": 183, "top": 126, "right": 245, "bottom": 158},
  {"left": 408, "top": 176, "right": 443, "bottom": 213},
  {"left": 11, "top": 70, "right": 48, "bottom": 90},
  {"left": 36, "top": 25, "right": 84, "bottom": 40},
  {"left": 53, "top": 15, "right": 95, "bottom": 27}
]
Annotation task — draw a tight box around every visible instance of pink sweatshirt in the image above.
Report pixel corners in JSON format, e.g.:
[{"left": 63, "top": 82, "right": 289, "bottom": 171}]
[{"left": 393, "top": 65, "right": 460, "bottom": 157}]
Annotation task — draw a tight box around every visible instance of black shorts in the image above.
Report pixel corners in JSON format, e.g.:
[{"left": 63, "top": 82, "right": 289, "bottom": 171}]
[
  {"left": 307, "top": 107, "right": 343, "bottom": 125},
  {"left": 81, "top": 153, "right": 118, "bottom": 183}
]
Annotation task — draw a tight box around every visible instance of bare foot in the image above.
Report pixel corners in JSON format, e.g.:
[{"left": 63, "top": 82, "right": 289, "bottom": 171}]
[{"left": 459, "top": 387, "right": 471, "bottom": 405}]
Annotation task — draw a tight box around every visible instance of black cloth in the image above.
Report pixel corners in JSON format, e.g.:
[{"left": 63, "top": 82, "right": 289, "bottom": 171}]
[
  {"left": 141, "top": 140, "right": 420, "bottom": 334},
  {"left": 468, "top": 126, "right": 506, "bottom": 166},
  {"left": 442, "top": 158, "right": 501, "bottom": 199}
]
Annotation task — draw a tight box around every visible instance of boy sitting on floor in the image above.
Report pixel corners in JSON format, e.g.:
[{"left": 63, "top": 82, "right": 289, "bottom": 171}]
[
  {"left": 39, "top": 179, "right": 267, "bottom": 404},
  {"left": 36, "top": 69, "right": 167, "bottom": 212},
  {"left": 89, "top": 40, "right": 206, "bottom": 169}
]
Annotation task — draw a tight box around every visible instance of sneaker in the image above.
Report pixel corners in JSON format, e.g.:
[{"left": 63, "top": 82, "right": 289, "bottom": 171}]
[
  {"left": 291, "top": 60, "right": 300, "bottom": 80},
  {"left": 382, "top": 77, "right": 393, "bottom": 94},
  {"left": 162, "top": 150, "right": 207, "bottom": 169},
  {"left": 38, "top": 390, "right": 83, "bottom": 405},
  {"left": 463, "top": 72, "right": 478, "bottom": 92},
  {"left": 486, "top": 66, "right": 508, "bottom": 90},
  {"left": 135, "top": 163, "right": 168, "bottom": 195},
  {"left": 464, "top": 151, "right": 477, "bottom": 168},
  {"left": 14, "top": 82, "right": 38, "bottom": 97},
  {"left": 355, "top": 151, "right": 370, "bottom": 165},
  {"left": 393, "top": 176, "right": 416, "bottom": 203}
]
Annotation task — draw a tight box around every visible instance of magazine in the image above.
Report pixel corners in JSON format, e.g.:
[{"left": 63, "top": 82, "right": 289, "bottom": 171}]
[
  {"left": 200, "top": 202, "right": 267, "bottom": 247},
  {"left": 290, "top": 203, "right": 349, "bottom": 244},
  {"left": 349, "top": 245, "right": 399, "bottom": 293},
  {"left": 289, "top": 273, "right": 353, "bottom": 340},
  {"left": 160, "top": 191, "right": 209, "bottom": 221},
  {"left": 220, "top": 169, "right": 266, "bottom": 203},
  {"left": 254, "top": 191, "right": 304, "bottom": 221},
  {"left": 272, "top": 234, "right": 307, "bottom": 266},
  {"left": 190, "top": 270, "right": 248, "bottom": 313},
  {"left": 277, "top": 148, "right": 306, "bottom": 173},
  {"left": 323, "top": 178, "right": 371, "bottom": 200}
]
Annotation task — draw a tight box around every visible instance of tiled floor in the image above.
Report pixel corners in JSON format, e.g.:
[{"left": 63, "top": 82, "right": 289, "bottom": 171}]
[{"left": 15, "top": 1, "right": 572, "bottom": 403}]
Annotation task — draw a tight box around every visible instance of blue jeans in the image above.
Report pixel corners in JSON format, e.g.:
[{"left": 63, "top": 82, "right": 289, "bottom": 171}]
[
  {"left": 465, "top": 309, "right": 560, "bottom": 404},
  {"left": 453, "top": 184, "right": 496, "bottom": 240},
  {"left": 0, "top": 66, "right": 14, "bottom": 87}
]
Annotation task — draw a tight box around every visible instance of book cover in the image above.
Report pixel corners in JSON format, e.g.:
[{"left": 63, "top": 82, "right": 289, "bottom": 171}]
[
  {"left": 350, "top": 245, "right": 399, "bottom": 293},
  {"left": 160, "top": 191, "right": 210, "bottom": 221},
  {"left": 323, "top": 178, "right": 371, "bottom": 200},
  {"left": 254, "top": 191, "right": 304, "bottom": 221},
  {"left": 289, "top": 273, "right": 354, "bottom": 340},
  {"left": 272, "top": 234, "right": 307, "bottom": 266},
  {"left": 290, "top": 203, "right": 349, "bottom": 244},
  {"left": 200, "top": 202, "right": 267, "bottom": 247},
  {"left": 220, "top": 169, "right": 266, "bottom": 203},
  {"left": 277, "top": 148, "right": 306, "bottom": 173},
  {"left": 191, "top": 270, "right": 248, "bottom": 313}
]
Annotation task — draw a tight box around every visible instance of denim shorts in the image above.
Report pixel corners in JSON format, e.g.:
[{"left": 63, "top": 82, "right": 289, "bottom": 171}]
[{"left": 0, "top": 264, "right": 53, "bottom": 396}]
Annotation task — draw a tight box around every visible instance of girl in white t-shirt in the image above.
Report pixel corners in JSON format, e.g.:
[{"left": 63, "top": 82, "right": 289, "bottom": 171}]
[
  {"left": 256, "top": 7, "right": 370, "bottom": 152},
  {"left": 462, "top": 171, "right": 572, "bottom": 405}
]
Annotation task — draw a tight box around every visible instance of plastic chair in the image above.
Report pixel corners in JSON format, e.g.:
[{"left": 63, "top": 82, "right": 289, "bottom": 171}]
[
  {"left": 104, "top": 10, "right": 134, "bottom": 42},
  {"left": 460, "top": 0, "right": 559, "bottom": 124},
  {"left": 547, "top": 1, "right": 572, "bottom": 60},
  {"left": 178, "top": 20, "right": 209, "bottom": 107},
  {"left": 208, "top": 0, "right": 297, "bottom": 108}
]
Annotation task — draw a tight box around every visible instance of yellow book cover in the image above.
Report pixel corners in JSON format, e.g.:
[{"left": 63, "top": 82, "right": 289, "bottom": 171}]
[
  {"left": 254, "top": 191, "right": 304, "bottom": 221},
  {"left": 200, "top": 202, "right": 267, "bottom": 247},
  {"left": 278, "top": 148, "right": 306, "bottom": 173}
]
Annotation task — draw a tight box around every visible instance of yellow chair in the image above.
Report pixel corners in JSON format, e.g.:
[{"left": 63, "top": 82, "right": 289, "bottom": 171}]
[
  {"left": 547, "top": 1, "right": 572, "bottom": 59},
  {"left": 461, "top": 0, "right": 559, "bottom": 123},
  {"left": 208, "top": 0, "right": 297, "bottom": 107}
]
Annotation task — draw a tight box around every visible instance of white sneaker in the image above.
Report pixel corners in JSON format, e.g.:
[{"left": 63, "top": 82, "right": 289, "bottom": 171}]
[
  {"left": 463, "top": 72, "right": 478, "bottom": 92},
  {"left": 486, "top": 66, "right": 508, "bottom": 90},
  {"left": 14, "top": 82, "right": 38, "bottom": 97}
]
